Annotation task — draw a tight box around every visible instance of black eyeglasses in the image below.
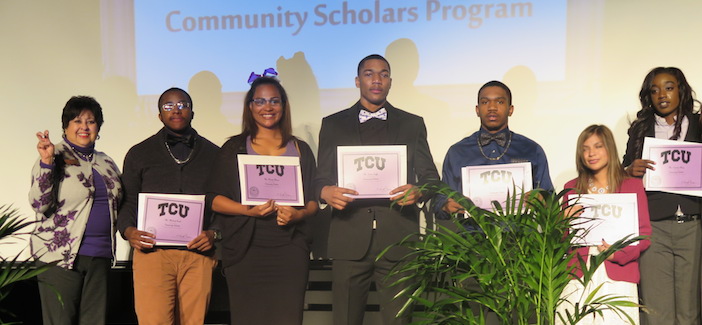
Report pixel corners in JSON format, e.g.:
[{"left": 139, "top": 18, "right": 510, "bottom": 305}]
[
  {"left": 251, "top": 98, "right": 282, "bottom": 107},
  {"left": 161, "top": 101, "right": 191, "bottom": 111}
]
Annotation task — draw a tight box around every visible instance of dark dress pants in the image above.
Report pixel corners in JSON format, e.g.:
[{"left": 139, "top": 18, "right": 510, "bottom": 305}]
[
  {"left": 37, "top": 255, "right": 110, "bottom": 325},
  {"left": 332, "top": 230, "right": 411, "bottom": 325}
]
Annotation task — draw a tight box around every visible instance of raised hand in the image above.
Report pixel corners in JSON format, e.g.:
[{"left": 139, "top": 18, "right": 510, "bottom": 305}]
[{"left": 36, "top": 130, "right": 55, "bottom": 165}]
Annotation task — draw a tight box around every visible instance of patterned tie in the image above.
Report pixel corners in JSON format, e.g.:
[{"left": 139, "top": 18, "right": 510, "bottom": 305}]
[
  {"left": 479, "top": 132, "right": 507, "bottom": 147},
  {"left": 358, "top": 108, "right": 388, "bottom": 123}
]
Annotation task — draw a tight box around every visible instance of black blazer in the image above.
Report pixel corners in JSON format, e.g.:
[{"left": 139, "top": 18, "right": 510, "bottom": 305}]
[
  {"left": 315, "top": 101, "right": 439, "bottom": 260},
  {"left": 622, "top": 112, "right": 702, "bottom": 220}
]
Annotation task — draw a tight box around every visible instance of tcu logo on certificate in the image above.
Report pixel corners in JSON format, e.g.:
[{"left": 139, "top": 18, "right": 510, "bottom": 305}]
[
  {"left": 479, "top": 170, "right": 513, "bottom": 184},
  {"left": 353, "top": 156, "right": 387, "bottom": 171},
  {"left": 256, "top": 164, "right": 286, "bottom": 177},
  {"left": 157, "top": 202, "right": 190, "bottom": 218},
  {"left": 589, "top": 204, "right": 622, "bottom": 219},
  {"left": 660, "top": 149, "right": 691, "bottom": 164}
]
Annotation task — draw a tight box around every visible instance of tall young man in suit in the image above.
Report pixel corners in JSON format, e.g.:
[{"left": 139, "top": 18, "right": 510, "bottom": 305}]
[{"left": 315, "top": 54, "right": 440, "bottom": 325}]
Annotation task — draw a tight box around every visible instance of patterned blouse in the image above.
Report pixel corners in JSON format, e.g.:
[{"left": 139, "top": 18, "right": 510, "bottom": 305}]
[{"left": 28, "top": 141, "right": 123, "bottom": 269}]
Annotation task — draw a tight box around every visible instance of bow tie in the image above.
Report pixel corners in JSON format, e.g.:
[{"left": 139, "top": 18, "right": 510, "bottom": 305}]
[
  {"left": 166, "top": 134, "right": 194, "bottom": 147},
  {"left": 359, "top": 108, "right": 388, "bottom": 123},
  {"left": 479, "top": 132, "right": 507, "bottom": 147}
]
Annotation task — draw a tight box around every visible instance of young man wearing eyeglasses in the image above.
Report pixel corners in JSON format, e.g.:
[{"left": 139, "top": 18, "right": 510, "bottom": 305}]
[
  {"left": 315, "top": 54, "right": 440, "bottom": 325},
  {"left": 117, "top": 87, "right": 221, "bottom": 325}
]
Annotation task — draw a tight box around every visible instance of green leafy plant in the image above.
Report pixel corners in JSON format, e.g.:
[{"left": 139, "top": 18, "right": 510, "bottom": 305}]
[
  {"left": 385, "top": 184, "right": 645, "bottom": 325},
  {"left": 0, "top": 205, "right": 56, "bottom": 324}
]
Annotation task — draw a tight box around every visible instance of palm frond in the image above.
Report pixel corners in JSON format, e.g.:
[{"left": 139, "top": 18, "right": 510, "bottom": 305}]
[
  {"left": 0, "top": 204, "right": 57, "bottom": 324},
  {"left": 381, "top": 184, "right": 643, "bottom": 325}
]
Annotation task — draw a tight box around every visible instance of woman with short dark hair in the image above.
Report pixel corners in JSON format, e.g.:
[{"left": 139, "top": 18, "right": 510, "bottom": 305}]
[{"left": 30, "top": 96, "right": 123, "bottom": 324}]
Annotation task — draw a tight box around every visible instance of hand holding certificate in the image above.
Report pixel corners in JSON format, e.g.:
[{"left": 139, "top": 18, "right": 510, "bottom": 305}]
[
  {"left": 389, "top": 183, "right": 423, "bottom": 206},
  {"left": 137, "top": 193, "right": 205, "bottom": 246},
  {"left": 642, "top": 137, "right": 702, "bottom": 196}
]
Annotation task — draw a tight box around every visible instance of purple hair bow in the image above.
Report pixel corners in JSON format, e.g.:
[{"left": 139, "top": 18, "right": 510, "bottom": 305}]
[{"left": 248, "top": 68, "right": 279, "bottom": 85}]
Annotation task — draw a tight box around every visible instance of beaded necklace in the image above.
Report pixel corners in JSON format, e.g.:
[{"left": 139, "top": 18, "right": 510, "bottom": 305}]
[{"left": 67, "top": 143, "right": 94, "bottom": 162}]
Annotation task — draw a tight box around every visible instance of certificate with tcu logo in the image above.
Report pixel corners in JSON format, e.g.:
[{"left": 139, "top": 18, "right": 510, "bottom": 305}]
[
  {"left": 137, "top": 193, "right": 205, "bottom": 246},
  {"left": 567, "top": 193, "right": 639, "bottom": 246},
  {"left": 642, "top": 137, "right": 702, "bottom": 196},
  {"left": 461, "top": 162, "right": 532, "bottom": 211},
  {"left": 337, "top": 145, "right": 407, "bottom": 199},
  {"left": 238, "top": 155, "right": 304, "bottom": 206}
]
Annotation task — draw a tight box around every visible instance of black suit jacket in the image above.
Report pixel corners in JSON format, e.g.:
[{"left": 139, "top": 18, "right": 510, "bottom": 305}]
[
  {"left": 315, "top": 101, "right": 439, "bottom": 260},
  {"left": 622, "top": 112, "right": 702, "bottom": 220}
]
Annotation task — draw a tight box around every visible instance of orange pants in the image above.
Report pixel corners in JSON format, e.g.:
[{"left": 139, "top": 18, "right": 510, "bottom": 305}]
[{"left": 132, "top": 248, "right": 217, "bottom": 325}]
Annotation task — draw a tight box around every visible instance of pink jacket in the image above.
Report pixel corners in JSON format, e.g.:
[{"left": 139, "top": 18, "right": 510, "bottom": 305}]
[{"left": 564, "top": 177, "right": 652, "bottom": 283}]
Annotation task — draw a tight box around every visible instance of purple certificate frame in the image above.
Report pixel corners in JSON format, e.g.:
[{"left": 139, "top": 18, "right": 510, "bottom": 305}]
[
  {"left": 642, "top": 137, "right": 702, "bottom": 192},
  {"left": 337, "top": 145, "right": 407, "bottom": 199},
  {"left": 137, "top": 193, "right": 205, "bottom": 246},
  {"left": 645, "top": 147, "right": 702, "bottom": 190},
  {"left": 237, "top": 155, "right": 304, "bottom": 206}
]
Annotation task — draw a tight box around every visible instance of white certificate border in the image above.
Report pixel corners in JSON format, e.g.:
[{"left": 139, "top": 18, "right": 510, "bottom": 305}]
[
  {"left": 460, "top": 162, "right": 533, "bottom": 210},
  {"left": 567, "top": 193, "right": 639, "bottom": 246},
  {"left": 137, "top": 193, "right": 205, "bottom": 246},
  {"left": 237, "top": 154, "right": 304, "bottom": 206},
  {"left": 642, "top": 137, "right": 702, "bottom": 194},
  {"left": 337, "top": 145, "right": 408, "bottom": 199}
]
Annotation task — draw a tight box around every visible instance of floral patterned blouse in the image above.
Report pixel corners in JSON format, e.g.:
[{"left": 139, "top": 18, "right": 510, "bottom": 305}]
[{"left": 28, "top": 141, "right": 123, "bottom": 269}]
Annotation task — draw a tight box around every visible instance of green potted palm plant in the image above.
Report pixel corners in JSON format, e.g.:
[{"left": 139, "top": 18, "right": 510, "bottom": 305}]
[
  {"left": 0, "top": 205, "right": 56, "bottom": 324},
  {"left": 385, "top": 184, "right": 644, "bottom": 325}
]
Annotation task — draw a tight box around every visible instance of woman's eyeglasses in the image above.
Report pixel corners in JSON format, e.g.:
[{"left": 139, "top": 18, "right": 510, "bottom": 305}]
[{"left": 251, "top": 98, "right": 282, "bottom": 107}]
